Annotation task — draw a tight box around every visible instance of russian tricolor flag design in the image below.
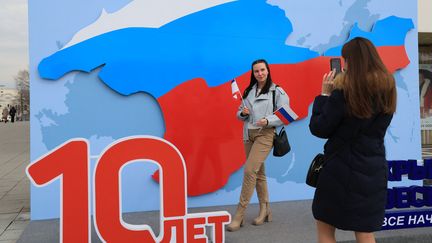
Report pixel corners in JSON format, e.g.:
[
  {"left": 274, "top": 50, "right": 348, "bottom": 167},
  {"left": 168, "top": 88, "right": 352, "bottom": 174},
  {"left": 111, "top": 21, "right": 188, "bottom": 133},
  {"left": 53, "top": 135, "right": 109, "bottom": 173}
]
[
  {"left": 274, "top": 104, "right": 298, "bottom": 125},
  {"left": 231, "top": 79, "right": 242, "bottom": 99}
]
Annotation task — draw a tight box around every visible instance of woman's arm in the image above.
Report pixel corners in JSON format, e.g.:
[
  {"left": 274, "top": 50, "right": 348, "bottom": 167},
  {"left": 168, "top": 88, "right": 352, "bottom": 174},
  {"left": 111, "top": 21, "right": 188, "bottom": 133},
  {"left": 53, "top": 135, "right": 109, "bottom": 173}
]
[
  {"left": 309, "top": 89, "right": 345, "bottom": 138},
  {"left": 236, "top": 104, "right": 249, "bottom": 121}
]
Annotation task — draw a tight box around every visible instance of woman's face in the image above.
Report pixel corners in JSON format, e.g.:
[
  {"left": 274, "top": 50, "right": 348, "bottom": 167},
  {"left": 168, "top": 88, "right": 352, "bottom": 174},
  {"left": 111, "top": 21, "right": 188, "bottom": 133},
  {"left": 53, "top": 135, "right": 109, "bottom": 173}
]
[{"left": 253, "top": 62, "right": 268, "bottom": 85}]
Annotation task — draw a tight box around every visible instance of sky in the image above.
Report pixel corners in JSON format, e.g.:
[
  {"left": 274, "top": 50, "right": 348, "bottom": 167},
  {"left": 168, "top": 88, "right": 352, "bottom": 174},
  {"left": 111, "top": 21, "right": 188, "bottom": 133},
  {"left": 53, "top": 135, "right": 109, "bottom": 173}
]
[{"left": 0, "top": 0, "right": 28, "bottom": 88}]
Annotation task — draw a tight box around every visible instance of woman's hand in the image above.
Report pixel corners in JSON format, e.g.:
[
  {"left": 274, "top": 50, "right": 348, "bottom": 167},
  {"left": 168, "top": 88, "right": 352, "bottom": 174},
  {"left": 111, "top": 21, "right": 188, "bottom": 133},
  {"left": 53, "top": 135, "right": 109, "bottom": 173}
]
[
  {"left": 256, "top": 118, "right": 268, "bottom": 127},
  {"left": 321, "top": 69, "right": 336, "bottom": 96},
  {"left": 241, "top": 107, "right": 250, "bottom": 116}
]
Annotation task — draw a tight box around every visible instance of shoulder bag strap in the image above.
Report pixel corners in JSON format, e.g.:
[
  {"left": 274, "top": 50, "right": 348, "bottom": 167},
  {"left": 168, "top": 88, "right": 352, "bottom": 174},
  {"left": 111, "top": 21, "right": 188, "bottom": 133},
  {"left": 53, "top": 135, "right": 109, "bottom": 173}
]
[{"left": 272, "top": 85, "right": 279, "bottom": 112}]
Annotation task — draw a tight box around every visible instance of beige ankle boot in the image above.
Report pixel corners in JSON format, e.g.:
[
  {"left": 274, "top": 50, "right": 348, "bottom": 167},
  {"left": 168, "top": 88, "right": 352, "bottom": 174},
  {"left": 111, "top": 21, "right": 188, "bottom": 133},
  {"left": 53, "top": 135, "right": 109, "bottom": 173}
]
[
  {"left": 226, "top": 204, "right": 246, "bottom": 232},
  {"left": 252, "top": 202, "right": 272, "bottom": 225},
  {"left": 254, "top": 175, "right": 271, "bottom": 226}
]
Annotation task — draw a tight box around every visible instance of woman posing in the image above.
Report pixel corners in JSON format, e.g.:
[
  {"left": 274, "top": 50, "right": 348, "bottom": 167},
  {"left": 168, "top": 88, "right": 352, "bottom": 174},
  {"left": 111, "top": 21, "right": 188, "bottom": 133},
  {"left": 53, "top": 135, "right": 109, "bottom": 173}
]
[{"left": 227, "top": 59, "right": 289, "bottom": 232}]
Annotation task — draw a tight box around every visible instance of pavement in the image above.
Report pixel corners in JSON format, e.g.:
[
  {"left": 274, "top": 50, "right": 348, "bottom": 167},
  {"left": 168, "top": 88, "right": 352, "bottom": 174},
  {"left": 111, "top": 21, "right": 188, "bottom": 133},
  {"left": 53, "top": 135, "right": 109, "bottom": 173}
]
[{"left": 0, "top": 121, "right": 30, "bottom": 243}]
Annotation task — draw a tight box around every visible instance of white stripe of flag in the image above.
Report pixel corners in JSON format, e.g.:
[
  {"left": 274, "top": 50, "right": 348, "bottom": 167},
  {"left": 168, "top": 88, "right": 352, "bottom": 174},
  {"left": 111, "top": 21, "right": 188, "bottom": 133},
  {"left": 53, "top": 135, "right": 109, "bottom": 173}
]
[
  {"left": 231, "top": 79, "right": 242, "bottom": 99},
  {"left": 274, "top": 104, "right": 299, "bottom": 125}
]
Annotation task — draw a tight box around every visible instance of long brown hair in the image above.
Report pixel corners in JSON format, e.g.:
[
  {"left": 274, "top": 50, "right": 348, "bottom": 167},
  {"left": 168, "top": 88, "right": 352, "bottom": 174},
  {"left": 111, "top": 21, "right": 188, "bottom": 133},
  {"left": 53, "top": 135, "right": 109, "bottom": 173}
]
[{"left": 336, "top": 37, "right": 396, "bottom": 118}]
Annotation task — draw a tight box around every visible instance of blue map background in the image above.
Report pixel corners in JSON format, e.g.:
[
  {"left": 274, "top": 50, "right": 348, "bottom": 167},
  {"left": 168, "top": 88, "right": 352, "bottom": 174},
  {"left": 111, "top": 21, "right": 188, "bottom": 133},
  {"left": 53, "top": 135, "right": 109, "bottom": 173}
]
[{"left": 30, "top": 0, "right": 419, "bottom": 220}]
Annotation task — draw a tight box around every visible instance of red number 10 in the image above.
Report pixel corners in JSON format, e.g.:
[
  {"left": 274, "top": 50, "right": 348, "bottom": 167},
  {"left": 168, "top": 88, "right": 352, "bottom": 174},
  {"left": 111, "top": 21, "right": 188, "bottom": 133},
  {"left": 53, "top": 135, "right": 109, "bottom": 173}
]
[{"left": 26, "top": 136, "right": 230, "bottom": 243}]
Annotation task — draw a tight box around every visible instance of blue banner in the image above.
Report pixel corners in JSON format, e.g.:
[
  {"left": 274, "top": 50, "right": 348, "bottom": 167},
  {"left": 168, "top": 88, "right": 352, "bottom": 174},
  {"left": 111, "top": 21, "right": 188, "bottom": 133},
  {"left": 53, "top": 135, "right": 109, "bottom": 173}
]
[{"left": 383, "top": 209, "right": 432, "bottom": 230}]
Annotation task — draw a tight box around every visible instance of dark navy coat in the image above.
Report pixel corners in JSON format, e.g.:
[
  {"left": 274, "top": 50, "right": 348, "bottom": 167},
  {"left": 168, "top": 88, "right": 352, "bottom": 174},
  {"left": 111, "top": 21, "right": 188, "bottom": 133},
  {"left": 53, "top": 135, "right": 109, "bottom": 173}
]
[{"left": 309, "top": 89, "right": 393, "bottom": 232}]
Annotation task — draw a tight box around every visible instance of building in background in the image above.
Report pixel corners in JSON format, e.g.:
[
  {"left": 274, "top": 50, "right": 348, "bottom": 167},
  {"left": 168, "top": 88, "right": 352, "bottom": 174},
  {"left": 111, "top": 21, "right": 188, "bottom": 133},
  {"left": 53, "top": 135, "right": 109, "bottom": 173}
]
[{"left": 419, "top": 0, "right": 432, "bottom": 145}]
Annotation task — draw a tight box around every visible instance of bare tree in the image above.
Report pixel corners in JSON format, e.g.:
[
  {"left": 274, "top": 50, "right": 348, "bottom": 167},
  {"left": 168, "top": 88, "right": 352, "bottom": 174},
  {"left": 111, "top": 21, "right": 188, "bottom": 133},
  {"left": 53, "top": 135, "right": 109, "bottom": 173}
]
[{"left": 14, "top": 69, "right": 29, "bottom": 121}]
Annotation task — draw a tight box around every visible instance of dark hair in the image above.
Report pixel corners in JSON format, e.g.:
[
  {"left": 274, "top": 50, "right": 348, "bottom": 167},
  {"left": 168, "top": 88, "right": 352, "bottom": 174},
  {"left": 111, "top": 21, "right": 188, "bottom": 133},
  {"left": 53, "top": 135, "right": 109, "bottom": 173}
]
[
  {"left": 338, "top": 37, "right": 396, "bottom": 118},
  {"left": 242, "top": 59, "right": 273, "bottom": 98}
]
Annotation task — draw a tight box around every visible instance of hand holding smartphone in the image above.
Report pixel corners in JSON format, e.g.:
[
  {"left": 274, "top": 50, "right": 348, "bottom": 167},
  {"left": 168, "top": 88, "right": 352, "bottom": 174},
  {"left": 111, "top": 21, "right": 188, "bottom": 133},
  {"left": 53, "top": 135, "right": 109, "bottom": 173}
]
[
  {"left": 321, "top": 58, "right": 341, "bottom": 96},
  {"left": 330, "top": 58, "right": 342, "bottom": 75}
]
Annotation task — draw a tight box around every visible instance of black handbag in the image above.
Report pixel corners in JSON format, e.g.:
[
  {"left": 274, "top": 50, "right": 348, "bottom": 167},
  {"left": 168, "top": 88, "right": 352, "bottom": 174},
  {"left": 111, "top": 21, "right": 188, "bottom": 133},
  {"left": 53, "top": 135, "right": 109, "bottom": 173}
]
[
  {"left": 306, "top": 114, "right": 381, "bottom": 188},
  {"left": 306, "top": 148, "right": 346, "bottom": 188},
  {"left": 306, "top": 153, "right": 325, "bottom": 187},
  {"left": 273, "top": 127, "right": 291, "bottom": 157},
  {"left": 271, "top": 88, "right": 291, "bottom": 157}
]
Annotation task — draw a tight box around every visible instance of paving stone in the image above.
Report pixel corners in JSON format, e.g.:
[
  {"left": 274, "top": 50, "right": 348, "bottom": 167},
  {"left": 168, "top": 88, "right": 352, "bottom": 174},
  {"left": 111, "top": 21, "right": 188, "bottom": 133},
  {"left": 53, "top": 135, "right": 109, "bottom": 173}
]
[
  {"left": 0, "top": 181, "right": 20, "bottom": 189},
  {"left": 20, "top": 208, "right": 29, "bottom": 213},
  {"left": 0, "top": 202, "right": 22, "bottom": 214},
  {"left": 0, "top": 229, "right": 24, "bottom": 241},
  {"left": 0, "top": 215, "right": 15, "bottom": 222},
  {"left": 0, "top": 187, "right": 12, "bottom": 194},
  {"left": 0, "top": 122, "right": 29, "bottom": 242},
  {"left": 7, "top": 221, "right": 29, "bottom": 230},
  {"left": 6, "top": 187, "right": 28, "bottom": 195},
  {"left": 0, "top": 240, "right": 17, "bottom": 243},
  {"left": 0, "top": 195, "right": 27, "bottom": 201},
  {"left": 14, "top": 213, "right": 29, "bottom": 222},
  {"left": 0, "top": 220, "right": 12, "bottom": 234}
]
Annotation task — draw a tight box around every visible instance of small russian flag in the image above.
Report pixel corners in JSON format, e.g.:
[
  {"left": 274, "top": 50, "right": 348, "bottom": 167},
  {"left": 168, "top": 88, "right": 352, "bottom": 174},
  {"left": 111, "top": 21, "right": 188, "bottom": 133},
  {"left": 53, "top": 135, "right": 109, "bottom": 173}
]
[
  {"left": 274, "top": 104, "right": 298, "bottom": 125},
  {"left": 231, "top": 79, "right": 242, "bottom": 99}
]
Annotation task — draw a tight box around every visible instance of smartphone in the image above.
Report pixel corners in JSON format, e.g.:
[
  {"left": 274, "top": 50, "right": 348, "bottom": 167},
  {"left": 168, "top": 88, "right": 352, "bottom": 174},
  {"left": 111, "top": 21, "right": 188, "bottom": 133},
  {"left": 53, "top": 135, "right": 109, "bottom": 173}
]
[{"left": 330, "top": 58, "right": 342, "bottom": 75}]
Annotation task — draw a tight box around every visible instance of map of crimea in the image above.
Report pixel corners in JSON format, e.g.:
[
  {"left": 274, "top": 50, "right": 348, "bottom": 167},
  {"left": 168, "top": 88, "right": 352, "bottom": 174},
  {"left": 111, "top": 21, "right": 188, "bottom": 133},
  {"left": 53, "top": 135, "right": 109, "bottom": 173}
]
[{"left": 37, "top": 0, "right": 413, "bottom": 196}]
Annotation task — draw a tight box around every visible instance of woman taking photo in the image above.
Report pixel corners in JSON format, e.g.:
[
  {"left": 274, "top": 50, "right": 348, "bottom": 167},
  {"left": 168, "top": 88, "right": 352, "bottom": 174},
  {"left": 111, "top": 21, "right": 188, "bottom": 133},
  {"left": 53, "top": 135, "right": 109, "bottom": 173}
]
[
  {"left": 227, "top": 59, "right": 289, "bottom": 232},
  {"left": 309, "top": 37, "right": 396, "bottom": 243}
]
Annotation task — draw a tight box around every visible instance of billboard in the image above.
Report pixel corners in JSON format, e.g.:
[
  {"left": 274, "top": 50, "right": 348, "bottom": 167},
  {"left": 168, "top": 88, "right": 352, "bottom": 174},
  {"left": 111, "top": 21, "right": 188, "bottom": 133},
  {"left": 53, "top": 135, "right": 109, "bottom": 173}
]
[{"left": 29, "top": 0, "right": 419, "bottom": 223}]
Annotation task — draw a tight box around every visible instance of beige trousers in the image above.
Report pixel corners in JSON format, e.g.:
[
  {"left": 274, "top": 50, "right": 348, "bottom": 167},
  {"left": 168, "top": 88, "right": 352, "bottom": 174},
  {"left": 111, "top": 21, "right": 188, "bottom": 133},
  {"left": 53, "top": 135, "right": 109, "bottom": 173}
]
[{"left": 239, "top": 127, "right": 274, "bottom": 207}]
